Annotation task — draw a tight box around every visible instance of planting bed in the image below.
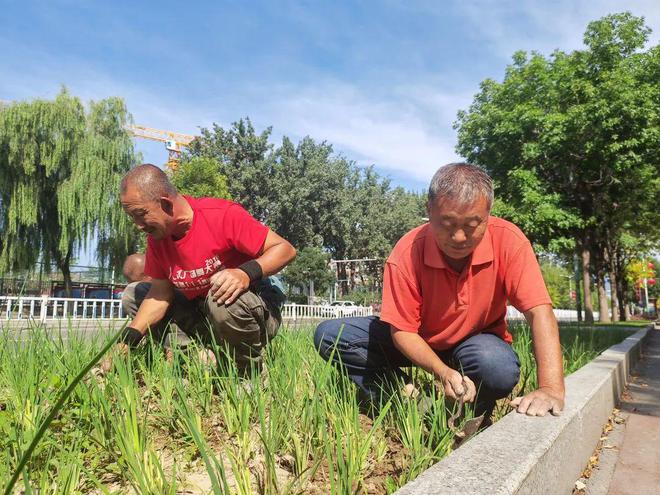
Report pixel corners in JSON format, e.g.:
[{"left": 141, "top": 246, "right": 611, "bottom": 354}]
[{"left": 0, "top": 323, "right": 630, "bottom": 494}]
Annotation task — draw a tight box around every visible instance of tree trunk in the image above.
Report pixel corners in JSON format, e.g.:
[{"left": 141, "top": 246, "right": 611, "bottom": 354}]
[
  {"left": 608, "top": 251, "right": 620, "bottom": 322},
  {"left": 594, "top": 247, "right": 611, "bottom": 323},
  {"left": 623, "top": 302, "right": 631, "bottom": 320},
  {"left": 597, "top": 274, "right": 611, "bottom": 322},
  {"left": 338, "top": 263, "right": 349, "bottom": 296},
  {"left": 55, "top": 247, "right": 73, "bottom": 298},
  {"left": 350, "top": 261, "right": 357, "bottom": 292},
  {"left": 615, "top": 251, "right": 628, "bottom": 321},
  {"left": 61, "top": 260, "right": 73, "bottom": 298},
  {"left": 574, "top": 254, "right": 583, "bottom": 322},
  {"left": 609, "top": 272, "right": 620, "bottom": 321},
  {"left": 581, "top": 245, "right": 594, "bottom": 324}
]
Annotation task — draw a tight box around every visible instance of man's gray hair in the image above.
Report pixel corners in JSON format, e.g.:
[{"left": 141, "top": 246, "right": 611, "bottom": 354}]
[
  {"left": 120, "top": 163, "right": 178, "bottom": 201},
  {"left": 428, "top": 163, "right": 493, "bottom": 209}
]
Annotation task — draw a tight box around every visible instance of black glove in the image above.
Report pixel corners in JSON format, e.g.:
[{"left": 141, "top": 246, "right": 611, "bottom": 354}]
[{"left": 119, "top": 326, "right": 145, "bottom": 347}]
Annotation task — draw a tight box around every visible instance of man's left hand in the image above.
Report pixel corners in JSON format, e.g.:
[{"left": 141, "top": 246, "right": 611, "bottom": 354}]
[
  {"left": 510, "top": 387, "right": 564, "bottom": 417},
  {"left": 210, "top": 269, "right": 250, "bottom": 305}
]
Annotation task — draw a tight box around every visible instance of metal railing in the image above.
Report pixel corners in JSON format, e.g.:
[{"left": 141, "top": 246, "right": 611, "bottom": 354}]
[
  {"left": 506, "top": 306, "right": 600, "bottom": 322},
  {"left": 0, "top": 296, "right": 124, "bottom": 321},
  {"left": 0, "top": 296, "right": 600, "bottom": 323},
  {"left": 281, "top": 303, "right": 374, "bottom": 320},
  {"left": 0, "top": 296, "right": 375, "bottom": 322}
]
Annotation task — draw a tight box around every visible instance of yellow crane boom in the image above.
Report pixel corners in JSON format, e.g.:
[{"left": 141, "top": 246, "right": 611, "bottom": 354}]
[{"left": 127, "top": 124, "right": 196, "bottom": 170}]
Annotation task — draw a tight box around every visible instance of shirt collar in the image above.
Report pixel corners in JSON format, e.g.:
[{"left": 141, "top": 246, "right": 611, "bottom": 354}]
[{"left": 423, "top": 221, "right": 494, "bottom": 269}]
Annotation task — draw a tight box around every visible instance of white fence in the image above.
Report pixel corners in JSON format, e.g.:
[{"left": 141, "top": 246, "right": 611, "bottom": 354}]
[
  {"left": 0, "top": 296, "right": 598, "bottom": 323},
  {"left": 0, "top": 296, "right": 374, "bottom": 322},
  {"left": 281, "top": 303, "right": 374, "bottom": 320},
  {"left": 0, "top": 296, "right": 124, "bottom": 321},
  {"left": 507, "top": 306, "right": 600, "bottom": 322}
]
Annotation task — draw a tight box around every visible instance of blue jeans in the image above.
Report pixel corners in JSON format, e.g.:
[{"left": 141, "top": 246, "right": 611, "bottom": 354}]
[{"left": 314, "top": 316, "right": 520, "bottom": 419}]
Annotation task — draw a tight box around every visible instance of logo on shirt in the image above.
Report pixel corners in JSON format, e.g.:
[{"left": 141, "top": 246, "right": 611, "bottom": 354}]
[{"left": 169, "top": 255, "right": 223, "bottom": 291}]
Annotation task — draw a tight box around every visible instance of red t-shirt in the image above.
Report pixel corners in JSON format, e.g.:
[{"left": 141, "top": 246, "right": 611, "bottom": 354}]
[
  {"left": 144, "top": 197, "right": 269, "bottom": 300},
  {"left": 379, "top": 217, "right": 552, "bottom": 350}
]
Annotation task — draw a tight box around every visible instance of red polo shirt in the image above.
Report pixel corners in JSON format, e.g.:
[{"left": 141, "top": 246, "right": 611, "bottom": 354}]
[{"left": 380, "top": 217, "right": 551, "bottom": 350}]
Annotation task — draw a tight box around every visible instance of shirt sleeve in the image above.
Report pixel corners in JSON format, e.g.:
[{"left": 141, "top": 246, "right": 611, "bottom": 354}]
[
  {"left": 143, "top": 237, "right": 168, "bottom": 280},
  {"left": 504, "top": 242, "right": 553, "bottom": 312},
  {"left": 379, "top": 261, "right": 422, "bottom": 333},
  {"left": 224, "top": 204, "right": 269, "bottom": 257}
]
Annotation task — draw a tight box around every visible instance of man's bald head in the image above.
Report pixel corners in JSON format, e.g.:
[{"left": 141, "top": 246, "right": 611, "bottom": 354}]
[
  {"left": 120, "top": 164, "right": 178, "bottom": 202},
  {"left": 123, "top": 253, "right": 151, "bottom": 282}
]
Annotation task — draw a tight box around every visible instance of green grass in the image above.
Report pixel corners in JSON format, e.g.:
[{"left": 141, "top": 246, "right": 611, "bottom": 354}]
[
  {"left": 0, "top": 321, "right": 631, "bottom": 494},
  {"left": 557, "top": 321, "right": 651, "bottom": 335},
  {"left": 593, "top": 320, "right": 652, "bottom": 328}
]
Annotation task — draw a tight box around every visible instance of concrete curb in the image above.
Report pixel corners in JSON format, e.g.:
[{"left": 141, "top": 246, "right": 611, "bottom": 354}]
[{"left": 395, "top": 326, "right": 652, "bottom": 495}]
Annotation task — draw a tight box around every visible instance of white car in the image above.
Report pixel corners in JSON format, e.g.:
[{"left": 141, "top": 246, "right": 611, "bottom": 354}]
[{"left": 326, "top": 300, "right": 359, "bottom": 317}]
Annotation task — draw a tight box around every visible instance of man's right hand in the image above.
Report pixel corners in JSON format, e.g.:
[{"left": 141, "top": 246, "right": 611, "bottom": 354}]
[
  {"left": 438, "top": 368, "right": 477, "bottom": 402},
  {"left": 389, "top": 327, "right": 478, "bottom": 403}
]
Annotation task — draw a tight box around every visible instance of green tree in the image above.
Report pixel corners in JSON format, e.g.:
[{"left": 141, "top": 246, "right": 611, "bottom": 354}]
[
  {"left": 0, "top": 89, "right": 138, "bottom": 295},
  {"left": 282, "top": 246, "right": 334, "bottom": 299},
  {"left": 455, "top": 12, "right": 660, "bottom": 322},
  {"left": 186, "top": 118, "right": 276, "bottom": 222},
  {"left": 269, "top": 136, "right": 356, "bottom": 252},
  {"left": 540, "top": 261, "right": 575, "bottom": 309},
  {"left": 187, "top": 120, "right": 426, "bottom": 294},
  {"left": 170, "top": 156, "right": 230, "bottom": 199}
]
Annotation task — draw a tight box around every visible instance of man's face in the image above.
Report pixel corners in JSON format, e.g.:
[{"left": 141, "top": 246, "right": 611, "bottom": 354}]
[
  {"left": 427, "top": 196, "right": 490, "bottom": 261},
  {"left": 120, "top": 186, "right": 172, "bottom": 240}
]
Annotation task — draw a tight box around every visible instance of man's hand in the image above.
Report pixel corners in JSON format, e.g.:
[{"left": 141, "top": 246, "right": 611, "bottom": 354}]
[
  {"left": 438, "top": 368, "right": 477, "bottom": 402},
  {"left": 510, "top": 387, "right": 564, "bottom": 416},
  {"left": 210, "top": 269, "right": 250, "bottom": 305}
]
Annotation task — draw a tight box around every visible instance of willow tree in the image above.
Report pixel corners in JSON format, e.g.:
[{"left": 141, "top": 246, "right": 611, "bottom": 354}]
[{"left": 0, "top": 89, "right": 138, "bottom": 295}]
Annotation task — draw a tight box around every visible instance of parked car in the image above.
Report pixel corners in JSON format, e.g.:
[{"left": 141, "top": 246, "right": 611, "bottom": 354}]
[{"left": 321, "top": 300, "right": 359, "bottom": 318}]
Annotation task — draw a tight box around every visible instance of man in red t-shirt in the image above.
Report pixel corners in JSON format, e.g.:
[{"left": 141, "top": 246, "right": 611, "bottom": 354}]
[
  {"left": 114, "top": 164, "right": 296, "bottom": 372},
  {"left": 315, "top": 163, "right": 565, "bottom": 421},
  {"left": 122, "top": 252, "right": 194, "bottom": 356}
]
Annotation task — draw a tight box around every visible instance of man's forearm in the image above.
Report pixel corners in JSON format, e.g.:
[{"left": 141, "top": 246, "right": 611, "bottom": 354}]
[
  {"left": 130, "top": 295, "right": 171, "bottom": 333},
  {"left": 255, "top": 242, "right": 296, "bottom": 277},
  {"left": 390, "top": 327, "right": 449, "bottom": 380},
  {"left": 525, "top": 304, "right": 565, "bottom": 396}
]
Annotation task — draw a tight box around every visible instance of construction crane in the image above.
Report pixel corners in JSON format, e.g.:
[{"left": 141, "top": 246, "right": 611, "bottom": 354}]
[{"left": 127, "top": 124, "right": 196, "bottom": 171}]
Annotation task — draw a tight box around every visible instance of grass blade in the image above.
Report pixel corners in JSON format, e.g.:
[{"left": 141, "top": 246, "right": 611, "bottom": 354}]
[{"left": 3, "top": 325, "right": 124, "bottom": 495}]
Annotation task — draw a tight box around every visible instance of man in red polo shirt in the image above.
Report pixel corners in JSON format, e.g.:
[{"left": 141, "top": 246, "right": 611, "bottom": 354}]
[
  {"left": 115, "top": 164, "right": 296, "bottom": 372},
  {"left": 315, "top": 163, "right": 564, "bottom": 421}
]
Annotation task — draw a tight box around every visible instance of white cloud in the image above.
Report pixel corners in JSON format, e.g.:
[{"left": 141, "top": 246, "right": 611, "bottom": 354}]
[
  {"left": 454, "top": 0, "right": 660, "bottom": 59},
  {"left": 258, "top": 81, "right": 468, "bottom": 182}
]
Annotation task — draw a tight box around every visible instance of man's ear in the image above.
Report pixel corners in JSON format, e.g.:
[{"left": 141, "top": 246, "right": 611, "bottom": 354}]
[{"left": 160, "top": 196, "right": 174, "bottom": 215}]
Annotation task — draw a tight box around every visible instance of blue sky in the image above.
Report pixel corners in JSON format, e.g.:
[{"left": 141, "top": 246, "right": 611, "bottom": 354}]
[{"left": 2, "top": 0, "right": 659, "bottom": 195}]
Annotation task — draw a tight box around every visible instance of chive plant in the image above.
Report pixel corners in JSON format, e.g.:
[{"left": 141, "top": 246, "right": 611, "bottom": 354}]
[{"left": 0, "top": 320, "right": 632, "bottom": 494}]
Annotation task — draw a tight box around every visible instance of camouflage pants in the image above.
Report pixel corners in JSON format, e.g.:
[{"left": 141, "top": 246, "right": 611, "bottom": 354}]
[{"left": 121, "top": 281, "right": 281, "bottom": 371}]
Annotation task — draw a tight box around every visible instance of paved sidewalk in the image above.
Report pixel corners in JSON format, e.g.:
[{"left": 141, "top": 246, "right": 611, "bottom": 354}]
[{"left": 607, "top": 326, "right": 660, "bottom": 495}]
